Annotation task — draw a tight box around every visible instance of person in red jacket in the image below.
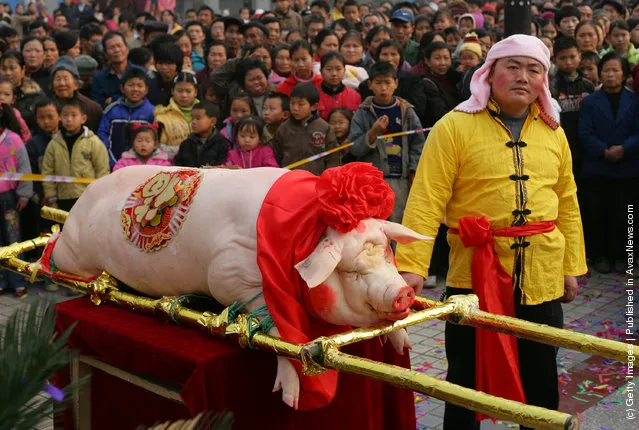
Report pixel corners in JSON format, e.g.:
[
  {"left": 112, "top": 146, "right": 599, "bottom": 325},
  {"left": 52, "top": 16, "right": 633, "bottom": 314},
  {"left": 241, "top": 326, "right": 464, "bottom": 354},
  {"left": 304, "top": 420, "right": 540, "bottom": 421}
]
[
  {"left": 318, "top": 52, "right": 362, "bottom": 120},
  {"left": 276, "top": 39, "right": 322, "bottom": 96}
]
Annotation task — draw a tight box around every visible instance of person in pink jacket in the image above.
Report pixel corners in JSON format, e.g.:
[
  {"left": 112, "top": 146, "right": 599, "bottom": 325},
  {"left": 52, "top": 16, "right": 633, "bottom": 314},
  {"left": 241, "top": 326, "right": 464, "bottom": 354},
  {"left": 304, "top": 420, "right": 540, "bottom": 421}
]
[
  {"left": 226, "top": 116, "right": 279, "bottom": 169},
  {"left": 0, "top": 78, "right": 32, "bottom": 142},
  {"left": 113, "top": 123, "right": 172, "bottom": 171}
]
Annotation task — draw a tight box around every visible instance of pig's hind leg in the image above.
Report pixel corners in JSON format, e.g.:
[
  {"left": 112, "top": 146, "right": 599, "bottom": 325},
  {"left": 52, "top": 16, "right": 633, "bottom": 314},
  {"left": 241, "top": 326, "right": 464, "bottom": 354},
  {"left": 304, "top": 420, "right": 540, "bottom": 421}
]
[{"left": 50, "top": 193, "right": 108, "bottom": 279}]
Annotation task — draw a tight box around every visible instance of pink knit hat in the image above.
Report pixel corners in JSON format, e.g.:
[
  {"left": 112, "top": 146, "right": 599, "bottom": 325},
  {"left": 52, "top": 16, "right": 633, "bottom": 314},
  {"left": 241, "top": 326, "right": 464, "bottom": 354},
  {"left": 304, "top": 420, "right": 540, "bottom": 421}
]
[{"left": 455, "top": 34, "right": 559, "bottom": 124}]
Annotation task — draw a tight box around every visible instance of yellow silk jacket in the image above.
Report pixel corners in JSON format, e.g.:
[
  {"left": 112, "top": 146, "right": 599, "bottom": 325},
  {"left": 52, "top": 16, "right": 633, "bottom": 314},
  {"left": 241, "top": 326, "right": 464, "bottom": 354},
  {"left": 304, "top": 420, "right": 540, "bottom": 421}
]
[{"left": 396, "top": 101, "right": 588, "bottom": 305}]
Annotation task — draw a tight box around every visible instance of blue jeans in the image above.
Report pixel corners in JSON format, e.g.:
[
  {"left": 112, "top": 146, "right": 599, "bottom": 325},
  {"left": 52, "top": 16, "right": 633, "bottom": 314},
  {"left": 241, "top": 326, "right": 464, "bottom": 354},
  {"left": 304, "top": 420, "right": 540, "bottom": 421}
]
[{"left": 0, "top": 190, "right": 25, "bottom": 290}]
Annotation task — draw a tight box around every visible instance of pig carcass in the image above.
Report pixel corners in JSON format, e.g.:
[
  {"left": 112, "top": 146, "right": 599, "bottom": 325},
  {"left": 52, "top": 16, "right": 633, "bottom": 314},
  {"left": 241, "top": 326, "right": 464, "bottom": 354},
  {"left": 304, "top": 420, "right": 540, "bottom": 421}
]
[{"left": 49, "top": 163, "right": 431, "bottom": 410}]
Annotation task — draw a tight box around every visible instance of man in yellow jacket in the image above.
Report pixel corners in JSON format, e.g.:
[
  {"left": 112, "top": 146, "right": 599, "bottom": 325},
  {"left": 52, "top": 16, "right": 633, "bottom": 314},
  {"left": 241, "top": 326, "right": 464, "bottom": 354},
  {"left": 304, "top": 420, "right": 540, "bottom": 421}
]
[{"left": 396, "top": 35, "right": 587, "bottom": 429}]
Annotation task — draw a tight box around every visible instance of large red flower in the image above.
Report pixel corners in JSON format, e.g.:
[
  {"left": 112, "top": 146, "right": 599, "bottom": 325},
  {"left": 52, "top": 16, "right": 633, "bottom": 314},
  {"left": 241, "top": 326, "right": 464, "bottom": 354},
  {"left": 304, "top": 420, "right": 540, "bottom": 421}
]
[{"left": 316, "top": 163, "right": 395, "bottom": 233}]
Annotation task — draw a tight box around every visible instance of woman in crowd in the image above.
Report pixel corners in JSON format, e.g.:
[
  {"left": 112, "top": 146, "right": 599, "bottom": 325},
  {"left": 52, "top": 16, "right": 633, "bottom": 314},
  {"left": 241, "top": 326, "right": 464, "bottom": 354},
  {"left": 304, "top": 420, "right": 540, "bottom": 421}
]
[
  {"left": 50, "top": 56, "right": 102, "bottom": 132},
  {"left": 270, "top": 44, "right": 291, "bottom": 85},
  {"left": 0, "top": 50, "right": 43, "bottom": 130},
  {"left": 579, "top": 52, "right": 639, "bottom": 274},
  {"left": 575, "top": 20, "right": 601, "bottom": 54},
  {"left": 20, "top": 37, "right": 50, "bottom": 96},
  {"left": 42, "top": 37, "right": 59, "bottom": 71}
]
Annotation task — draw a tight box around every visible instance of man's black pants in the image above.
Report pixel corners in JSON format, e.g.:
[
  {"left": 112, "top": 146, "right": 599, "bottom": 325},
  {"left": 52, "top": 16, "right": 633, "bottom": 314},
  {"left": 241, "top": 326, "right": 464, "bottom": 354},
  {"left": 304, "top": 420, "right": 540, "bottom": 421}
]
[{"left": 442, "top": 287, "right": 564, "bottom": 430}]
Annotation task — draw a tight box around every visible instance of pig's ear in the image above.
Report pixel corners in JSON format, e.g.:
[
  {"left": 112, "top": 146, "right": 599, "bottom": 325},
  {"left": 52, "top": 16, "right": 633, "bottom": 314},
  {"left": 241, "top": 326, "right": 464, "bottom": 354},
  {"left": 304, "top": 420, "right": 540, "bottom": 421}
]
[
  {"left": 295, "top": 238, "right": 343, "bottom": 289},
  {"left": 381, "top": 221, "right": 434, "bottom": 244}
]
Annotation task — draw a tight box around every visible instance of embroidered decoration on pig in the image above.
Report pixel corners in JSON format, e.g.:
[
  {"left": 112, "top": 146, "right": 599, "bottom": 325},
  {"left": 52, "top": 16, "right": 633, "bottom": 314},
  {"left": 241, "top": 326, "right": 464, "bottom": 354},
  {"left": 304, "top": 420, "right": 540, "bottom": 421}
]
[
  {"left": 121, "top": 169, "right": 202, "bottom": 252},
  {"left": 44, "top": 163, "right": 433, "bottom": 412}
]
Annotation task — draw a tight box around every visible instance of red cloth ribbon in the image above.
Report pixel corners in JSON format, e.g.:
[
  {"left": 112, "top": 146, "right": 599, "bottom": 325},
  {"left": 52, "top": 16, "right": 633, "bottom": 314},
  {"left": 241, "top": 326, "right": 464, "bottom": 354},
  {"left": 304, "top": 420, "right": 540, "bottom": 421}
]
[
  {"left": 256, "top": 163, "right": 395, "bottom": 410},
  {"left": 132, "top": 122, "right": 159, "bottom": 130},
  {"left": 449, "top": 216, "right": 555, "bottom": 421}
]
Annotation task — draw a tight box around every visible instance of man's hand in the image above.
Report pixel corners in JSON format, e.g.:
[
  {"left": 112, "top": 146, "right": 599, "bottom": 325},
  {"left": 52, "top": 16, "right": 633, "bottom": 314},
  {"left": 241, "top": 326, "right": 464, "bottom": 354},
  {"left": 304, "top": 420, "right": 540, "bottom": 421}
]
[
  {"left": 367, "top": 115, "right": 389, "bottom": 145},
  {"left": 401, "top": 272, "right": 425, "bottom": 296},
  {"left": 561, "top": 275, "right": 579, "bottom": 303},
  {"left": 604, "top": 145, "right": 624, "bottom": 162}
]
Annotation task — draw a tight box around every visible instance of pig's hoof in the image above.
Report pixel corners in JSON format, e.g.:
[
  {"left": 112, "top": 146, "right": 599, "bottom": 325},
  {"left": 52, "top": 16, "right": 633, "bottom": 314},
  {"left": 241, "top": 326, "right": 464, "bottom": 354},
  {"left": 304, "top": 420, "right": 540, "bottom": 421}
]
[
  {"left": 273, "top": 356, "right": 300, "bottom": 410},
  {"left": 388, "top": 328, "right": 412, "bottom": 355}
]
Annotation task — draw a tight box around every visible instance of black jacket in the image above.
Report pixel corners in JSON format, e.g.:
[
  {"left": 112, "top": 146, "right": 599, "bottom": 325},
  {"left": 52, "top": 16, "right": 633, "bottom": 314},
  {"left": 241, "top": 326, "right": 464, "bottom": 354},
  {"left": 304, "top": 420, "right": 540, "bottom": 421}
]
[
  {"left": 25, "top": 132, "right": 51, "bottom": 199},
  {"left": 550, "top": 69, "right": 595, "bottom": 177},
  {"left": 174, "top": 132, "right": 230, "bottom": 168},
  {"left": 421, "top": 70, "right": 461, "bottom": 126}
]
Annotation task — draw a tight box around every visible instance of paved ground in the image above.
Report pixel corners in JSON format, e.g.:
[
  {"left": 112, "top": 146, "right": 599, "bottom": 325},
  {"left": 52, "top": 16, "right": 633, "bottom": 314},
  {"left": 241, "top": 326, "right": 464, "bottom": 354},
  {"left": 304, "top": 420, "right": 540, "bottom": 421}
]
[{"left": 0, "top": 268, "right": 635, "bottom": 429}]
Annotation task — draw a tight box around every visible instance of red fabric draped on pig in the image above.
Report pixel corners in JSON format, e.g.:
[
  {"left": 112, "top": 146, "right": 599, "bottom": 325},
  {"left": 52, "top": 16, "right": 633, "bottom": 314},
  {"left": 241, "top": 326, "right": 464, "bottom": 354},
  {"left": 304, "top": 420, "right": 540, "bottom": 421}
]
[{"left": 257, "top": 164, "right": 396, "bottom": 410}]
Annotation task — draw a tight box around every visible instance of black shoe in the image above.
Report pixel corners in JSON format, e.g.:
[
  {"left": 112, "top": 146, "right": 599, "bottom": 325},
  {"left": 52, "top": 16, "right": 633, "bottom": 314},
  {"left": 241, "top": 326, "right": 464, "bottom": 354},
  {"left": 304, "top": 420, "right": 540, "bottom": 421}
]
[{"left": 592, "top": 257, "right": 612, "bottom": 274}]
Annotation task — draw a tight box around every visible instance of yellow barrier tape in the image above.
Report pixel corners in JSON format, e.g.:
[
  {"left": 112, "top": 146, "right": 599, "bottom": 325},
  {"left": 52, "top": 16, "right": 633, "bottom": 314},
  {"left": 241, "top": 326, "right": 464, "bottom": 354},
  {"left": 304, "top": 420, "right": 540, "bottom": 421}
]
[{"left": 1, "top": 127, "right": 432, "bottom": 182}]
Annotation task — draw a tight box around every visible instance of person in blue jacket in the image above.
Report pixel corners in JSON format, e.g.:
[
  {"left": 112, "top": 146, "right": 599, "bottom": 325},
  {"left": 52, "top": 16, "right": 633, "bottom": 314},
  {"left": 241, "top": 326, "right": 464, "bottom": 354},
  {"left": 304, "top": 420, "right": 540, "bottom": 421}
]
[
  {"left": 91, "top": 31, "right": 138, "bottom": 107},
  {"left": 97, "top": 68, "right": 155, "bottom": 167},
  {"left": 578, "top": 52, "right": 639, "bottom": 274}
]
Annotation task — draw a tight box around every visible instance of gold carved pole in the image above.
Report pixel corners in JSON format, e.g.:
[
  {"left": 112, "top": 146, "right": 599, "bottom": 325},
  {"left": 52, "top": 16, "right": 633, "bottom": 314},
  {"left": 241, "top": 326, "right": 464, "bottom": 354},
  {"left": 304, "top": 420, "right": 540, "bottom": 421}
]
[
  {"left": 41, "top": 206, "right": 69, "bottom": 224},
  {"left": 414, "top": 296, "right": 636, "bottom": 363},
  {"left": 322, "top": 346, "right": 575, "bottom": 430}
]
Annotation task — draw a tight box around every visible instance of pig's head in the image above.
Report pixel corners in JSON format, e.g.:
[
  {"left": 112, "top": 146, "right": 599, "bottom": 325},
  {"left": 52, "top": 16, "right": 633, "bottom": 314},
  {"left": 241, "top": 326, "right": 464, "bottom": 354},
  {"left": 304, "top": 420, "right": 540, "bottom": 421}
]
[{"left": 295, "top": 218, "right": 431, "bottom": 327}]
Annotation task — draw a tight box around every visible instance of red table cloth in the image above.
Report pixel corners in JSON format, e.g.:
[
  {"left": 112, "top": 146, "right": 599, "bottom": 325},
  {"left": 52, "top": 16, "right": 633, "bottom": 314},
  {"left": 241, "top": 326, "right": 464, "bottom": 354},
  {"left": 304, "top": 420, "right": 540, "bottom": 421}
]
[{"left": 53, "top": 297, "right": 416, "bottom": 430}]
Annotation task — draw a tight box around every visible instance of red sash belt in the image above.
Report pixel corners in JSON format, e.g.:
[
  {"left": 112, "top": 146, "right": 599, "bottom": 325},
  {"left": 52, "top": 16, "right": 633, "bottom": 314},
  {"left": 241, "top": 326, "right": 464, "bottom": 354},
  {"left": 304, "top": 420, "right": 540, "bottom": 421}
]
[{"left": 448, "top": 216, "right": 555, "bottom": 421}]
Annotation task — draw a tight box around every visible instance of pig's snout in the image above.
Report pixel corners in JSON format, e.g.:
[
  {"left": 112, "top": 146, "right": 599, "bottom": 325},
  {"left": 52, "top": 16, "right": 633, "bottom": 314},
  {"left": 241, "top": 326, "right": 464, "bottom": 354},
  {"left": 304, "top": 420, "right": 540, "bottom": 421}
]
[{"left": 392, "top": 286, "right": 415, "bottom": 312}]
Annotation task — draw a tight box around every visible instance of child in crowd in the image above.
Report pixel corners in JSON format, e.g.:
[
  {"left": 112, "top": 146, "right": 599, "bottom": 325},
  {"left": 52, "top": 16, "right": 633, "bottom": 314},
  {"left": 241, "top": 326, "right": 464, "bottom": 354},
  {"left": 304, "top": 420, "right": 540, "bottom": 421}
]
[
  {"left": 550, "top": 37, "right": 595, "bottom": 180},
  {"left": 457, "top": 33, "right": 483, "bottom": 71},
  {"left": 0, "top": 103, "right": 32, "bottom": 297},
  {"left": 42, "top": 98, "right": 110, "bottom": 212},
  {"left": 174, "top": 101, "right": 230, "bottom": 168},
  {"left": 113, "top": 123, "right": 172, "bottom": 171},
  {"left": 201, "top": 78, "right": 222, "bottom": 105},
  {"left": 457, "top": 14, "right": 476, "bottom": 37},
  {"left": 272, "top": 82, "right": 340, "bottom": 175},
  {"left": 262, "top": 92, "right": 289, "bottom": 144},
  {"left": 226, "top": 115, "right": 279, "bottom": 169},
  {"left": 349, "top": 61, "right": 424, "bottom": 223},
  {"left": 580, "top": 51, "right": 600, "bottom": 88},
  {"left": 54, "top": 31, "right": 81, "bottom": 58},
  {"left": 128, "top": 47, "right": 155, "bottom": 72},
  {"left": 444, "top": 26, "right": 462, "bottom": 52},
  {"left": 23, "top": 98, "right": 60, "bottom": 249},
  {"left": 318, "top": 52, "right": 361, "bottom": 120},
  {"left": 275, "top": 39, "right": 323, "bottom": 96},
  {"left": 328, "top": 107, "right": 355, "bottom": 164},
  {"left": 328, "top": 107, "right": 353, "bottom": 147},
  {"left": 155, "top": 71, "right": 199, "bottom": 160},
  {"left": 98, "top": 68, "right": 155, "bottom": 167},
  {"left": 0, "top": 77, "right": 32, "bottom": 143},
  {"left": 220, "top": 94, "right": 254, "bottom": 147}
]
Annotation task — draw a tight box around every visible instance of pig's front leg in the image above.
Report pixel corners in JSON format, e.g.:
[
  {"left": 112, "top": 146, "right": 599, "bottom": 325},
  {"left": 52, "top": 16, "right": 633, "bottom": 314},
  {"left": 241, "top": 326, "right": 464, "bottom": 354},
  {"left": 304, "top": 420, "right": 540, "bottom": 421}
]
[
  {"left": 269, "top": 327, "right": 300, "bottom": 409},
  {"left": 383, "top": 328, "right": 412, "bottom": 355},
  {"left": 242, "top": 296, "right": 299, "bottom": 409}
]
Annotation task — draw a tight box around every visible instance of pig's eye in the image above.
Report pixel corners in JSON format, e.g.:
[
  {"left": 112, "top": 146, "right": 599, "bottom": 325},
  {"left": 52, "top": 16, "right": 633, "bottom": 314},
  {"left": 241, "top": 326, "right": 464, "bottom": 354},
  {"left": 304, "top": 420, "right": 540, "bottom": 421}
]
[{"left": 347, "top": 271, "right": 361, "bottom": 280}]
